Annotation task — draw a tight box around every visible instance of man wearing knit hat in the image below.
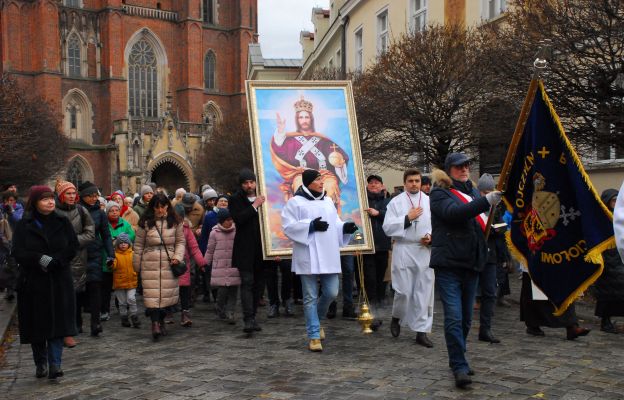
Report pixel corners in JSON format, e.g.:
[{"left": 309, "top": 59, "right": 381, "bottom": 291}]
[
  {"left": 229, "top": 168, "right": 267, "bottom": 334},
  {"left": 181, "top": 193, "right": 205, "bottom": 233},
  {"left": 282, "top": 168, "right": 358, "bottom": 352},
  {"left": 133, "top": 185, "right": 154, "bottom": 218}
]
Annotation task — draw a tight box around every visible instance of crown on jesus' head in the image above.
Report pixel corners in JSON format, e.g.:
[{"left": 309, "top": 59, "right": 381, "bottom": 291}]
[{"left": 294, "top": 96, "right": 313, "bottom": 113}]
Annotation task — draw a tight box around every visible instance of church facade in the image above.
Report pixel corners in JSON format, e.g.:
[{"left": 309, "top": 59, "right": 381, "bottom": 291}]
[{"left": 0, "top": 0, "right": 257, "bottom": 193}]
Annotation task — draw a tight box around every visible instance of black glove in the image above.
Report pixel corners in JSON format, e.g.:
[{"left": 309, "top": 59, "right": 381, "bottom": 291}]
[
  {"left": 310, "top": 217, "right": 329, "bottom": 232},
  {"left": 48, "top": 258, "right": 62, "bottom": 270},
  {"left": 343, "top": 222, "right": 358, "bottom": 234}
]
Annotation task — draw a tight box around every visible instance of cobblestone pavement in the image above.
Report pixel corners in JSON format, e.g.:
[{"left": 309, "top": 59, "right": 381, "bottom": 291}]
[{"left": 1, "top": 278, "right": 624, "bottom": 400}]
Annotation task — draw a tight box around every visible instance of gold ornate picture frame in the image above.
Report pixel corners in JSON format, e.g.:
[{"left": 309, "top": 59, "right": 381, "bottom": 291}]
[{"left": 246, "top": 80, "right": 375, "bottom": 259}]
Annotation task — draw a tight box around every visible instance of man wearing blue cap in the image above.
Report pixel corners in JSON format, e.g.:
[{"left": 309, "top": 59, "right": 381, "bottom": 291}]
[{"left": 430, "top": 153, "right": 502, "bottom": 388}]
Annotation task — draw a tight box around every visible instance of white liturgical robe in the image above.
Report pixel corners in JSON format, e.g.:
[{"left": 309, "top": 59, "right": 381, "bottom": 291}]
[
  {"left": 282, "top": 190, "right": 351, "bottom": 275},
  {"left": 383, "top": 190, "right": 434, "bottom": 332}
]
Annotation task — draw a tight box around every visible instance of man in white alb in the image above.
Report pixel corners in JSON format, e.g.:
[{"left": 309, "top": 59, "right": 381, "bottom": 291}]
[{"left": 383, "top": 169, "right": 434, "bottom": 348}]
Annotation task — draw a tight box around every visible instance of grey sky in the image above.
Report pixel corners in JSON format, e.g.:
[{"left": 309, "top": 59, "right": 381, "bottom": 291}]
[{"left": 258, "top": 0, "right": 330, "bottom": 59}]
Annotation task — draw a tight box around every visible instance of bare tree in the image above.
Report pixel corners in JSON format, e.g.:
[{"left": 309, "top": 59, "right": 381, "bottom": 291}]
[
  {"left": 0, "top": 75, "right": 69, "bottom": 189},
  {"left": 491, "top": 0, "right": 624, "bottom": 155},
  {"left": 194, "top": 117, "right": 253, "bottom": 193},
  {"left": 354, "top": 24, "right": 504, "bottom": 170}
]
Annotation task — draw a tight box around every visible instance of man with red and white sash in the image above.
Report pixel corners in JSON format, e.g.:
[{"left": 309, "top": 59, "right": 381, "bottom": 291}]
[
  {"left": 429, "top": 153, "right": 501, "bottom": 389},
  {"left": 383, "top": 169, "right": 434, "bottom": 348}
]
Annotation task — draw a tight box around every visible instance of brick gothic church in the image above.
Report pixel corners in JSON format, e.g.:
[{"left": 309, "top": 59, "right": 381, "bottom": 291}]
[{"left": 0, "top": 0, "right": 257, "bottom": 193}]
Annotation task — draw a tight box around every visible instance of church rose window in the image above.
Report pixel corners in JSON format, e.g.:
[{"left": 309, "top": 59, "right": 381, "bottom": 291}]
[
  {"left": 204, "top": 51, "right": 216, "bottom": 90},
  {"left": 68, "top": 35, "right": 81, "bottom": 77},
  {"left": 129, "top": 38, "right": 158, "bottom": 118}
]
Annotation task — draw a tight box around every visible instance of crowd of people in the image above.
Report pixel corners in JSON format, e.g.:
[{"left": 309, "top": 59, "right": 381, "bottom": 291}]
[{"left": 1, "top": 152, "right": 623, "bottom": 389}]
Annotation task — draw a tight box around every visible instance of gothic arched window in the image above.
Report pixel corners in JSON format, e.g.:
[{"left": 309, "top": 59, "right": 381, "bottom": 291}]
[
  {"left": 129, "top": 39, "right": 158, "bottom": 118},
  {"left": 68, "top": 35, "right": 81, "bottom": 77},
  {"left": 204, "top": 51, "right": 216, "bottom": 90},
  {"left": 67, "top": 158, "right": 85, "bottom": 188}
]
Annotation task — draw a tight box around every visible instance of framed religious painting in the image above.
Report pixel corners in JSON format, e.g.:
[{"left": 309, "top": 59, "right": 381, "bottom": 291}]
[{"left": 246, "top": 80, "right": 375, "bottom": 259}]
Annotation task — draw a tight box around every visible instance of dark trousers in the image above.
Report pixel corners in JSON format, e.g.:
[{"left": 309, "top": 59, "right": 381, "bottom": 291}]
[
  {"left": 180, "top": 286, "right": 192, "bottom": 311},
  {"left": 100, "top": 272, "right": 113, "bottom": 314},
  {"left": 292, "top": 273, "right": 303, "bottom": 300},
  {"left": 341, "top": 255, "right": 355, "bottom": 308},
  {"left": 478, "top": 262, "right": 497, "bottom": 332},
  {"left": 264, "top": 260, "right": 293, "bottom": 306},
  {"left": 217, "top": 286, "right": 238, "bottom": 314},
  {"left": 31, "top": 338, "right": 63, "bottom": 368},
  {"left": 239, "top": 258, "right": 265, "bottom": 321},
  {"left": 363, "top": 251, "right": 389, "bottom": 306},
  {"left": 77, "top": 281, "right": 101, "bottom": 330},
  {"left": 147, "top": 308, "right": 166, "bottom": 323},
  {"left": 496, "top": 264, "right": 510, "bottom": 297}
]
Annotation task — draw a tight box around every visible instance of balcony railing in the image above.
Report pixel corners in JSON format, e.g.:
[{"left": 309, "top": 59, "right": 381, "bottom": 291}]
[{"left": 122, "top": 4, "right": 178, "bottom": 22}]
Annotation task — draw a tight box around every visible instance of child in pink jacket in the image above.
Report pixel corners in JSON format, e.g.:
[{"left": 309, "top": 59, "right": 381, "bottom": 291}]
[
  {"left": 177, "top": 205, "right": 207, "bottom": 327},
  {"left": 204, "top": 209, "right": 239, "bottom": 324}
]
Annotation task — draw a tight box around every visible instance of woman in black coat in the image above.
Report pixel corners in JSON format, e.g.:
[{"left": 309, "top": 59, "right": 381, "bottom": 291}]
[
  {"left": 593, "top": 189, "right": 624, "bottom": 333},
  {"left": 12, "top": 186, "right": 79, "bottom": 379}
]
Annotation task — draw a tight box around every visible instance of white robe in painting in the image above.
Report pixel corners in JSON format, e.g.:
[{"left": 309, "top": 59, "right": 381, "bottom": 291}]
[
  {"left": 615, "top": 180, "right": 624, "bottom": 263},
  {"left": 281, "top": 189, "right": 351, "bottom": 275},
  {"left": 383, "top": 191, "right": 434, "bottom": 333}
]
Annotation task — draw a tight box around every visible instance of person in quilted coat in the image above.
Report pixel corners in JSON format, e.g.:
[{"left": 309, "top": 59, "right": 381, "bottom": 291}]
[
  {"left": 174, "top": 204, "right": 207, "bottom": 327},
  {"left": 132, "top": 193, "right": 185, "bottom": 341},
  {"left": 205, "top": 209, "right": 240, "bottom": 324}
]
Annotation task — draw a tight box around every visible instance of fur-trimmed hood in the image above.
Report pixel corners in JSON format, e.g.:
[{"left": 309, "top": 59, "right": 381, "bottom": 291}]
[{"left": 431, "top": 169, "right": 452, "bottom": 189}]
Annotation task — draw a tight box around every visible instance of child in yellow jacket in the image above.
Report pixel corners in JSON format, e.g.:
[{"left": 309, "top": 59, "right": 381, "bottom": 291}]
[{"left": 112, "top": 233, "right": 139, "bottom": 328}]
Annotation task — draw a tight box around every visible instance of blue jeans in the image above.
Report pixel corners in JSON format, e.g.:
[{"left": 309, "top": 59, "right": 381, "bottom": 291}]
[
  {"left": 341, "top": 255, "right": 354, "bottom": 307},
  {"left": 435, "top": 268, "right": 479, "bottom": 374},
  {"left": 31, "top": 337, "right": 63, "bottom": 368},
  {"left": 300, "top": 274, "right": 339, "bottom": 339}
]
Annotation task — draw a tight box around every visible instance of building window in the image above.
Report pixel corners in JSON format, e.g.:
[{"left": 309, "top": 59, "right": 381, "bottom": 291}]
[
  {"left": 204, "top": 51, "right": 216, "bottom": 90},
  {"left": 64, "top": 0, "right": 82, "bottom": 7},
  {"left": 68, "top": 35, "right": 81, "bottom": 77},
  {"left": 411, "top": 0, "right": 427, "bottom": 32},
  {"left": 354, "top": 28, "right": 363, "bottom": 71},
  {"left": 377, "top": 10, "right": 389, "bottom": 55},
  {"left": 67, "top": 159, "right": 85, "bottom": 188},
  {"left": 203, "top": 0, "right": 215, "bottom": 24},
  {"left": 128, "top": 38, "right": 158, "bottom": 118},
  {"left": 483, "top": 0, "right": 507, "bottom": 20},
  {"left": 70, "top": 106, "right": 77, "bottom": 129}
]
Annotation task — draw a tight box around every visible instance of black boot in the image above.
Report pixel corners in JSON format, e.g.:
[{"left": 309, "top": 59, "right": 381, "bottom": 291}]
[
  {"left": 415, "top": 332, "right": 433, "bottom": 348},
  {"left": 252, "top": 319, "right": 262, "bottom": 332},
  {"left": 35, "top": 364, "right": 48, "bottom": 378},
  {"left": 151, "top": 321, "right": 161, "bottom": 341},
  {"left": 130, "top": 314, "right": 141, "bottom": 329},
  {"left": 121, "top": 315, "right": 131, "bottom": 328},
  {"left": 243, "top": 319, "right": 254, "bottom": 333},
  {"left": 601, "top": 317, "right": 618, "bottom": 334},
  {"left": 478, "top": 329, "right": 501, "bottom": 343},
  {"left": 342, "top": 304, "right": 357, "bottom": 320},
  {"left": 327, "top": 301, "right": 337, "bottom": 319},
  {"left": 390, "top": 317, "right": 400, "bottom": 337},
  {"left": 454, "top": 371, "right": 472, "bottom": 388},
  {"left": 90, "top": 324, "right": 103, "bottom": 337},
  {"left": 48, "top": 365, "right": 64, "bottom": 379}
]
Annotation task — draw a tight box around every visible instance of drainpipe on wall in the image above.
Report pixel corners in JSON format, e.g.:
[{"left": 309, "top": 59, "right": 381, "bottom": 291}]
[{"left": 341, "top": 15, "right": 349, "bottom": 80}]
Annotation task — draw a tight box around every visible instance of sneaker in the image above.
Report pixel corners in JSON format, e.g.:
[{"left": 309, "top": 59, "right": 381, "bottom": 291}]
[
  {"left": 268, "top": 304, "right": 279, "bottom": 318},
  {"left": 100, "top": 312, "right": 110, "bottom": 321},
  {"left": 284, "top": 299, "right": 295, "bottom": 316},
  {"left": 308, "top": 339, "right": 323, "bottom": 352}
]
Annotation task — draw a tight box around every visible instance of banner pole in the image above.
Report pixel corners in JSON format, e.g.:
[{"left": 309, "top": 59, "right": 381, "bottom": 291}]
[{"left": 484, "top": 41, "right": 552, "bottom": 239}]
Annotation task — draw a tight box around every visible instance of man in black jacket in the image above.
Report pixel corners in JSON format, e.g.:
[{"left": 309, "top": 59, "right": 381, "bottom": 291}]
[
  {"left": 230, "top": 169, "right": 266, "bottom": 334},
  {"left": 429, "top": 153, "right": 501, "bottom": 389},
  {"left": 363, "top": 175, "right": 391, "bottom": 327}
]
